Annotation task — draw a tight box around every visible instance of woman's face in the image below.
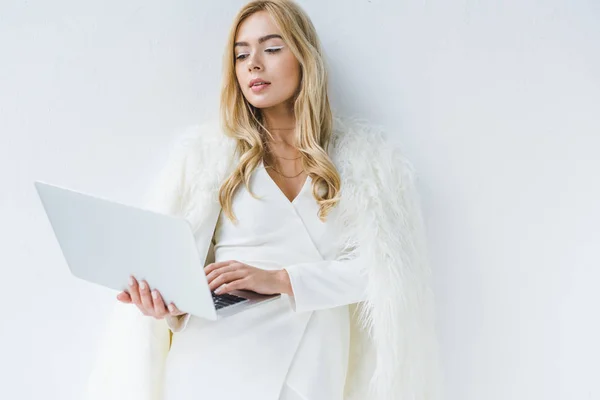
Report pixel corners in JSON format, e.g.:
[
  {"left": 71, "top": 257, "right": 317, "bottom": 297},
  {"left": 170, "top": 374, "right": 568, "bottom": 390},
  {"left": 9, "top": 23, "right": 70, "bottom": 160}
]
[{"left": 234, "top": 11, "right": 301, "bottom": 110}]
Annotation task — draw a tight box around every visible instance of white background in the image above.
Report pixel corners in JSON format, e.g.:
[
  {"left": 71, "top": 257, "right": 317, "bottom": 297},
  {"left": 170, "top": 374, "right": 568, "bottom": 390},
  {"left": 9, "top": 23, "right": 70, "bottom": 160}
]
[{"left": 1, "top": 1, "right": 598, "bottom": 399}]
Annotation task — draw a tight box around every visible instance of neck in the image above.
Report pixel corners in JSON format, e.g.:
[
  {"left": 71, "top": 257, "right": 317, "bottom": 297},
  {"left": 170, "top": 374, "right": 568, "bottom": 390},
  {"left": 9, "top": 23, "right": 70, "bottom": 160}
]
[{"left": 261, "top": 103, "right": 296, "bottom": 143}]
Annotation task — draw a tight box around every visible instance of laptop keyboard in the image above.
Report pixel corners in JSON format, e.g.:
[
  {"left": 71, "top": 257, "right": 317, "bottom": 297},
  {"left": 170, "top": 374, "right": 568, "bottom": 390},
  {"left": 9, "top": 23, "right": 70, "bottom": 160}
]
[{"left": 211, "top": 292, "right": 248, "bottom": 310}]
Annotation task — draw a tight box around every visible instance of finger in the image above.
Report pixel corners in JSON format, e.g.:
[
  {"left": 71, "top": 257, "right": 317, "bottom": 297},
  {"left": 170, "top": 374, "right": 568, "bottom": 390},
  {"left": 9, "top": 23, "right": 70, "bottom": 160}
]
[
  {"left": 168, "top": 303, "right": 185, "bottom": 316},
  {"left": 206, "top": 264, "right": 243, "bottom": 285},
  {"left": 138, "top": 280, "right": 154, "bottom": 311},
  {"left": 204, "top": 260, "right": 236, "bottom": 275},
  {"left": 128, "top": 276, "right": 142, "bottom": 305},
  {"left": 117, "top": 291, "right": 131, "bottom": 303},
  {"left": 217, "top": 277, "right": 248, "bottom": 295},
  {"left": 151, "top": 290, "right": 168, "bottom": 318},
  {"left": 210, "top": 270, "right": 246, "bottom": 292},
  {"left": 209, "top": 270, "right": 246, "bottom": 292}
]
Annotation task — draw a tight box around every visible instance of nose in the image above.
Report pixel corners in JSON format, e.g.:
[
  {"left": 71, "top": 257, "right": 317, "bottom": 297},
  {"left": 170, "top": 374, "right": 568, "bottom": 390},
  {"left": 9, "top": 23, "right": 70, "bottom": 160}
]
[
  {"left": 247, "top": 52, "right": 263, "bottom": 71},
  {"left": 248, "top": 61, "right": 261, "bottom": 72}
]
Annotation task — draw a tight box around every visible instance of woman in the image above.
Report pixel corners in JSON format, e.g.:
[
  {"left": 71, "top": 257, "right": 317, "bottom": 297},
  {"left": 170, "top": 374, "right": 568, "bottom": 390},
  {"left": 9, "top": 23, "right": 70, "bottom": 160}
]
[{"left": 85, "top": 1, "right": 441, "bottom": 399}]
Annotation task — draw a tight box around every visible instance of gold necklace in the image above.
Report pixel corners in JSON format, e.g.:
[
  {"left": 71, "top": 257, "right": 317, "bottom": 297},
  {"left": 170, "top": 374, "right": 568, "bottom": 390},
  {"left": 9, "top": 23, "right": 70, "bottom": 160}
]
[
  {"left": 266, "top": 165, "right": 305, "bottom": 179},
  {"left": 265, "top": 142, "right": 302, "bottom": 160},
  {"left": 264, "top": 156, "right": 305, "bottom": 179},
  {"left": 263, "top": 141, "right": 305, "bottom": 178},
  {"left": 274, "top": 154, "right": 301, "bottom": 160}
]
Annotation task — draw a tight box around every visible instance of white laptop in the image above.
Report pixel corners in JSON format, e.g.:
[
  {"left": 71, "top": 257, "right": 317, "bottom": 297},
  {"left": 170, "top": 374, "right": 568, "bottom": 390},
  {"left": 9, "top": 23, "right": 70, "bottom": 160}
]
[{"left": 33, "top": 180, "right": 280, "bottom": 320}]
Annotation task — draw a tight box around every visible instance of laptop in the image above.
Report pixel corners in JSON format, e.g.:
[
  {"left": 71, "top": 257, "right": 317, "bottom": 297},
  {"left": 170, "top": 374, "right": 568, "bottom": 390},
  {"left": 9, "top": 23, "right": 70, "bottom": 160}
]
[{"left": 33, "top": 180, "right": 281, "bottom": 321}]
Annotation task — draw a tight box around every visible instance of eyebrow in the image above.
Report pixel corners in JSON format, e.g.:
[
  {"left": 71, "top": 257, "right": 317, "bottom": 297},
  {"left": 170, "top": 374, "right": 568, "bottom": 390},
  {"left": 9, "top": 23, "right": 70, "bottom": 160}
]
[{"left": 234, "top": 34, "right": 283, "bottom": 48}]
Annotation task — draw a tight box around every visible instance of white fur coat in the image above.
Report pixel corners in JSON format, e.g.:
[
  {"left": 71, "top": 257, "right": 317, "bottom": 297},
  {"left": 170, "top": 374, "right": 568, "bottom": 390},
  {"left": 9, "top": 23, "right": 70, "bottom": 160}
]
[{"left": 84, "top": 116, "right": 442, "bottom": 400}]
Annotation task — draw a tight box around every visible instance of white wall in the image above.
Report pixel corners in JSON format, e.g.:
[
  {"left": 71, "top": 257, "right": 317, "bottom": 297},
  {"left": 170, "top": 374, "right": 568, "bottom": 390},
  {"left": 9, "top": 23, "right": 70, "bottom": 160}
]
[{"left": 1, "top": 1, "right": 598, "bottom": 399}]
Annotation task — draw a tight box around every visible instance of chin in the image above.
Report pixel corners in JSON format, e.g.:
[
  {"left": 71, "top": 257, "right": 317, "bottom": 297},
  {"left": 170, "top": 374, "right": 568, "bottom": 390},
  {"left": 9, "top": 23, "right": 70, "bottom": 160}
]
[{"left": 246, "top": 97, "right": 282, "bottom": 109}]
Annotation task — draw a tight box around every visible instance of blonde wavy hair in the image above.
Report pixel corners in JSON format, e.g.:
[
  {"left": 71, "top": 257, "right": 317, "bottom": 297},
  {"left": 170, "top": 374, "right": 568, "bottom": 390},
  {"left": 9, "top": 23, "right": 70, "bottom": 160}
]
[{"left": 218, "top": 0, "right": 341, "bottom": 224}]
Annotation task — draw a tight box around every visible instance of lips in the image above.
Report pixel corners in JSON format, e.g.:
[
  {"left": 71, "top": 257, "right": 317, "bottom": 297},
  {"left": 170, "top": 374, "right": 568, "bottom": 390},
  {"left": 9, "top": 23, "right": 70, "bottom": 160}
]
[
  {"left": 249, "top": 78, "right": 271, "bottom": 88},
  {"left": 250, "top": 82, "right": 270, "bottom": 93}
]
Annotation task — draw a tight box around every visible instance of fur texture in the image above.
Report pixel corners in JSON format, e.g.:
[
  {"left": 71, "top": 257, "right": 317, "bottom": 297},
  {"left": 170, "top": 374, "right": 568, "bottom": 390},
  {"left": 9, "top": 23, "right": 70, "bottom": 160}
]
[{"left": 85, "top": 115, "right": 442, "bottom": 400}]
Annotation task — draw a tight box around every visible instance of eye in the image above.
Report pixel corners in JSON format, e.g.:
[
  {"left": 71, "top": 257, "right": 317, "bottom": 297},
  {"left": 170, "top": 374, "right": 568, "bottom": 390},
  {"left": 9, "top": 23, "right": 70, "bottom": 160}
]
[
  {"left": 235, "top": 53, "right": 249, "bottom": 60},
  {"left": 265, "top": 46, "right": 284, "bottom": 53}
]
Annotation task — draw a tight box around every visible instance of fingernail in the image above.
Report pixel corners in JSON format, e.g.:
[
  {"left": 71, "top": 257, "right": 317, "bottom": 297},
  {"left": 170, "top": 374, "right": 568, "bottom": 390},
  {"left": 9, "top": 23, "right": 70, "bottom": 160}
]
[
  {"left": 168, "top": 304, "right": 175, "bottom": 312},
  {"left": 151, "top": 290, "right": 157, "bottom": 299},
  {"left": 139, "top": 281, "right": 146, "bottom": 290},
  {"left": 128, "top": 276, "right": 134, "bottom": 286}
]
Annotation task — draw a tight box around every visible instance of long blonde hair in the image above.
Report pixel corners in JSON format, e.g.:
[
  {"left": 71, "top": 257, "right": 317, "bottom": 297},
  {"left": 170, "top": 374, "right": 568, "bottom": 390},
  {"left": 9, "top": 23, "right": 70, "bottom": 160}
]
[{"left": 219, "top": 0, "right": 341, "bottom": 223}]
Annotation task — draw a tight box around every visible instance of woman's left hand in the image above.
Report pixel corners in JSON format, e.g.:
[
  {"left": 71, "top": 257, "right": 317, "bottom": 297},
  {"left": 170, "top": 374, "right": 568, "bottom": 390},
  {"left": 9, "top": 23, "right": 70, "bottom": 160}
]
[{"left": 205, "top": 260, "right": 292, "bottom": 296}]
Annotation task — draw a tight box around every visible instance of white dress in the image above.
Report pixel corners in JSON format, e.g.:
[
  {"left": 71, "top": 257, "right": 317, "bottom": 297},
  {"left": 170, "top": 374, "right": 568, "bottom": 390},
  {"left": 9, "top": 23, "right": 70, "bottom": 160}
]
[{"left": 162, "top": 161, "right": 368, "bottom": 400}]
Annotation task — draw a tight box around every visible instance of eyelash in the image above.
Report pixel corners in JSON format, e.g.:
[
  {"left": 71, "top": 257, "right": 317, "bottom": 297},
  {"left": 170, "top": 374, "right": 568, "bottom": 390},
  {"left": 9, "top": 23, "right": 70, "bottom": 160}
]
[{"left": 236, "top": 47, "right": 282, "bottom": 60}]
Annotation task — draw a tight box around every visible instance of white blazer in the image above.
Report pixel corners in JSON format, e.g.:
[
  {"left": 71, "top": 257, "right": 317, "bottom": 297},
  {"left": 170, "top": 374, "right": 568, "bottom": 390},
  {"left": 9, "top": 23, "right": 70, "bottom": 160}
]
[
  {"left": 161, "top": 159, "right": 368, "bottom": 399},
  {"left": 84, "top": 116, "right": 443, "bottom": 400}
]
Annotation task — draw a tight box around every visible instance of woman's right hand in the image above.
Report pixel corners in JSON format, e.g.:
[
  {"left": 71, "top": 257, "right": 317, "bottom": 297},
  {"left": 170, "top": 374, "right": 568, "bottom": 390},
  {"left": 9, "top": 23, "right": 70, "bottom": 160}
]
[{"left": 117, "top": 275, "right": 186, "bottom": 319}]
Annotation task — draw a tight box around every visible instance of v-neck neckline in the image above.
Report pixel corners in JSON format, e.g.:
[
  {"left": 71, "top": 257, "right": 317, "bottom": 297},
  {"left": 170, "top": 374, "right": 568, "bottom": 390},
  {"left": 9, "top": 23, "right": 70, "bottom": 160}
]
[{"left": 259, "top": 160, "right": 311, "bottom": 205}]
